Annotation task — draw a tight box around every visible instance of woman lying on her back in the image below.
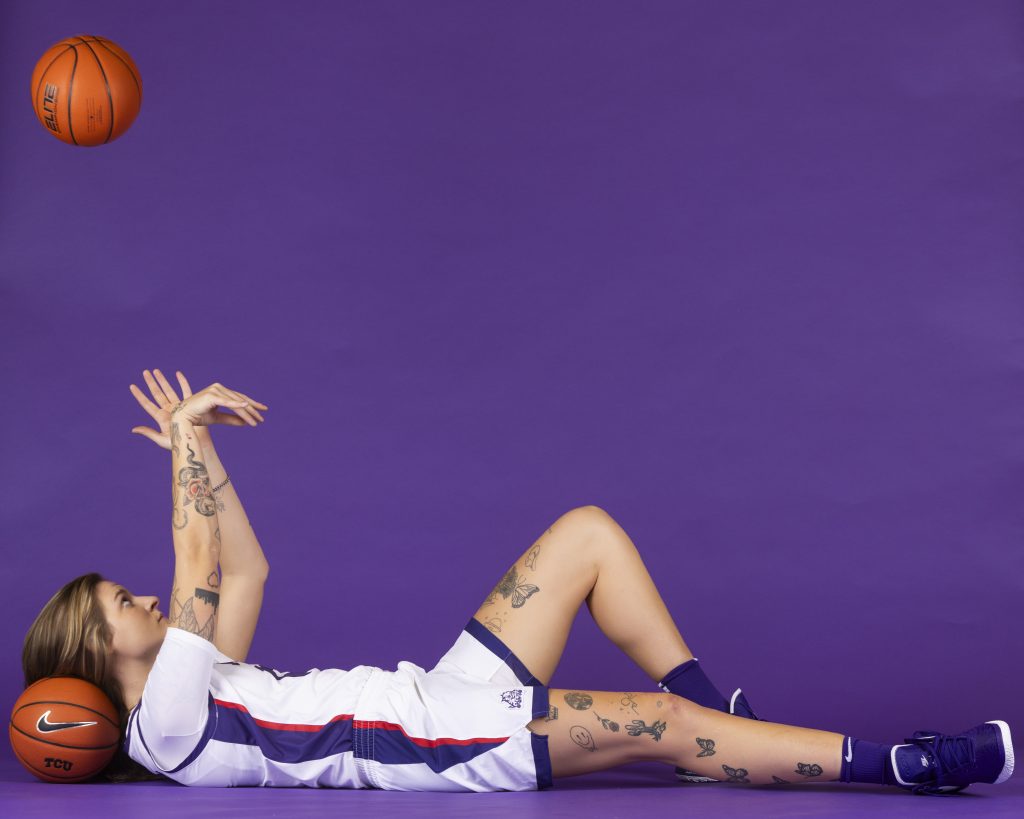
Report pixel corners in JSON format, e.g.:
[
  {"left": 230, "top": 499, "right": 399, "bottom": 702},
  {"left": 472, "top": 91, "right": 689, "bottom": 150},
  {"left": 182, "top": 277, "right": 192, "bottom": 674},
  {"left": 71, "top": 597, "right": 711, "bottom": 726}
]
[{"left": 22, "top": 369, "right": 1013, "bottom": 794}]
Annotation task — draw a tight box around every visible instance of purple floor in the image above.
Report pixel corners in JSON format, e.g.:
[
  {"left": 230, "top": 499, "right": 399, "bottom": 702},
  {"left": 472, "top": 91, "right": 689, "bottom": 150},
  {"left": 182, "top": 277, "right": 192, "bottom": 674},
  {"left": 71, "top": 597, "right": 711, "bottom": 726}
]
[{"left": 1, "top": 755, "right": 1020, "bottom": 818}]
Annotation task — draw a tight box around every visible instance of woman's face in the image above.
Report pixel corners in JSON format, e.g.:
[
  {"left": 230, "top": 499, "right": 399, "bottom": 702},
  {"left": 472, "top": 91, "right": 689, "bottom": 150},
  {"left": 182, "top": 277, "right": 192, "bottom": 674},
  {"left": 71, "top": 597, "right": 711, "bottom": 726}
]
[{"left": 97, "top": 580, "right": 168, "bottom": 662}]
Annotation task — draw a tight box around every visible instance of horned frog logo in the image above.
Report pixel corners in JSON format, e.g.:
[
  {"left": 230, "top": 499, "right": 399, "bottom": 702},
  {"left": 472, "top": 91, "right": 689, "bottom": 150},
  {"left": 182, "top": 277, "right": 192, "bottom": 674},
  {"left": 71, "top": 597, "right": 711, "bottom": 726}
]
[{"left": 500, "top": 689, "right": 523, "bottom": 709}]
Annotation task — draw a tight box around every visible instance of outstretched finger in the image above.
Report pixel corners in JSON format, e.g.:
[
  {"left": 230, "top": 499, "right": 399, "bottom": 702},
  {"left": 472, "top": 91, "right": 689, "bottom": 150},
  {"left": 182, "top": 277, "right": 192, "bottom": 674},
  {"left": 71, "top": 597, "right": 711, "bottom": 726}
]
[
  {"left": 175, "top": 370, "right": 195, "bottom": 399},
  {"left": 215, "top": 387, "right": 265, "bottom": 424},
  {"left": 152, "top": 368, "right": 182, "bottom": 403},
  {"left": 130, "top": 425, "right": 161, "bottom": 443},
  {"left": 129, "top": 383, "right": 164, "bottom": 421},
  {"left": 208, "top": 388, "right": 259, "bottom": 426},
  {"left": 211, "top": 411, "right": 248, "bottom": 427},
  {"left": 219, "top": 385, "right": 268, "bottom": 412}
]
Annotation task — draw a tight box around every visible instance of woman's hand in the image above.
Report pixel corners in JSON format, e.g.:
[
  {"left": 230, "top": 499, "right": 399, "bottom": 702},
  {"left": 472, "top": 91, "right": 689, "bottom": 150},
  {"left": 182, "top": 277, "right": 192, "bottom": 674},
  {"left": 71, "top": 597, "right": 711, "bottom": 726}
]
[{"left": 130, "top": 369, "right": 268, "bottom": 450}]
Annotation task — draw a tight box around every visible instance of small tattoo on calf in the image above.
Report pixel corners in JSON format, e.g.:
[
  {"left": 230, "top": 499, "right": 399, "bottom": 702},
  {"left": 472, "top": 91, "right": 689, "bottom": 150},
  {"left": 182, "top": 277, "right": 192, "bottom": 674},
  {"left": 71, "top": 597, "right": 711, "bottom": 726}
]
[
  {"left": 545, "top": 705, "right": 558, "bottom": 721},
  {"left": 772, "top": 775, "right": 791, "bottom": 784},
  {"left": 696, "top": 737, "right": 716, "bottom": 757},
  {"left": 625, "top": 719, "right": 667, "bottom": 742},
  {"left": 722, "top": 764, "right": 750, "bottom": 783},
  {"left": 619, "top": 692, "right": 640, "bottom": 714},
  {"left": 564, "top": 692, "right": 594, "bottom": 711},
  {"left": 795, "top": 762, "right": 823, "bottom": 777},
  {"left": 525, "top": 544, "right": 541, "bottom": 570},
  {"left": 569, "top": 726, "right": 597, "bottom": 752},
  {"left": 594, "top": 712, "right": 620, "bottom": 732}
]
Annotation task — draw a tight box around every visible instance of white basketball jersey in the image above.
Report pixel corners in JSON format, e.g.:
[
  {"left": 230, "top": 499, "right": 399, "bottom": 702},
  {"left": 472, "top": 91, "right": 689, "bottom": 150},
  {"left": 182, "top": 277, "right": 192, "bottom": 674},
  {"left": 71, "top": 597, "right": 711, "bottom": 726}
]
[
  {"left": 125, "top": 627, "right": 382, "bottom": 786},
  {"left": 125, "top": 624, "right": 551, "bottom": 791}
]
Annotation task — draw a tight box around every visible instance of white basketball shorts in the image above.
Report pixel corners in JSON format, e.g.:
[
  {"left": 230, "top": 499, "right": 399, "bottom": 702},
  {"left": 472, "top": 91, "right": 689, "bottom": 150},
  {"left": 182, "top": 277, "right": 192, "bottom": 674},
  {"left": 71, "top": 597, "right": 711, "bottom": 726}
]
[{"left": 350, "top": 616, "right": 554, "bottom": 792}]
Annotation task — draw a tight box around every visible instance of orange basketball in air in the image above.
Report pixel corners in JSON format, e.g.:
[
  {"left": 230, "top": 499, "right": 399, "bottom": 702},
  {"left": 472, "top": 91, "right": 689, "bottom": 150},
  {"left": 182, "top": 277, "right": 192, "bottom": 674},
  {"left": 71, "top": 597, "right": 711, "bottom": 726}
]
[
  {"left": 9, "top": 676, "right": 120, "bottom": 783},
  {"left": 30, "top": 35, "right": 142, "bottom": 146}
]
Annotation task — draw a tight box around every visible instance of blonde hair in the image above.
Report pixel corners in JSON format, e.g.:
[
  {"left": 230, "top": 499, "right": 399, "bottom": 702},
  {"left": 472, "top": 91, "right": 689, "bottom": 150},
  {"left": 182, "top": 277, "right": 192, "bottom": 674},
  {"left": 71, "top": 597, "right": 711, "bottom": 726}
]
[{"left": 22, "top": 572, "right": 166, "bottom": 782}]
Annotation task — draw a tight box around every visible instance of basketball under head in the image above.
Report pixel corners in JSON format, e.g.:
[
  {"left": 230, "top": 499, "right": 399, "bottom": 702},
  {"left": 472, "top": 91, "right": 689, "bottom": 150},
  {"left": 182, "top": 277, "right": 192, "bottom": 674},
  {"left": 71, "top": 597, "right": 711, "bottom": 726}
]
[
  {"left": 30, "top": 34, "right": 142, "bottom": 146},
  {"left": 9, "top": 676, "right": 121, "bottom": 783}
]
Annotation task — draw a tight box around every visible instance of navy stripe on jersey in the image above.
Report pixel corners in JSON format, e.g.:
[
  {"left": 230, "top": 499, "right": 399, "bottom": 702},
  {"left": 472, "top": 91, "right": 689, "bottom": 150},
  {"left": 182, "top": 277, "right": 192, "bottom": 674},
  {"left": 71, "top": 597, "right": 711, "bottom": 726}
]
[
  {"left": 212, "top": 698, "right": 356, "bottom": 764},
  {"left": 363, "top": 718, "right": 511, "bottom": 771},
  {"left": 531, "top": 730, "right": 553, "bottom": 789},
  {"left": 464, "top": 617, "right": 542, "bottom": 685},
  {"left": 367, "top": 684, "right": 552, "bottom": 774}
]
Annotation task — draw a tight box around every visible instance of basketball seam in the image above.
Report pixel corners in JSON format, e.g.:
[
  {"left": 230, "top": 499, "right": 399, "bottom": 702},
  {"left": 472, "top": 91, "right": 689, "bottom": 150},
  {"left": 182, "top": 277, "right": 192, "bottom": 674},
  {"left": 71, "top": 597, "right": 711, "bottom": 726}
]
[
  {"left": 71, "top": 37, "right": 114, "bottom": 143},
  {"left": 92, "top": 36, "right": 142, "bottom": 96},
  {"left": 33, "top": 44, "right": 76, "bottom": 129},
  {"left": 66, "top": 46, "right": 79, "bottom": 144}
]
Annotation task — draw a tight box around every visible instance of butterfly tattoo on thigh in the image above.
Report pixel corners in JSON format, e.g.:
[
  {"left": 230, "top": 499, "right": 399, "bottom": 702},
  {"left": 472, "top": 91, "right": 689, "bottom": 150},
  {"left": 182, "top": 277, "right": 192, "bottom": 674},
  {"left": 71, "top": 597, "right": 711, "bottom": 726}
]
[{"left": 492, "top": 566, "right": 541, "bottom": 608}]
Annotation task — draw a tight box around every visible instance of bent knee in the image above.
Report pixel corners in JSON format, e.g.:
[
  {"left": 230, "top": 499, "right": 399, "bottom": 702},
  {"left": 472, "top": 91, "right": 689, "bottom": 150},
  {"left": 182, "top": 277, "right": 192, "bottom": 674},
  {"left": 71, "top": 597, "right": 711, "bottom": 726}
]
[{"left": 565, "top": 504, "right": 617, "bottom": 532}]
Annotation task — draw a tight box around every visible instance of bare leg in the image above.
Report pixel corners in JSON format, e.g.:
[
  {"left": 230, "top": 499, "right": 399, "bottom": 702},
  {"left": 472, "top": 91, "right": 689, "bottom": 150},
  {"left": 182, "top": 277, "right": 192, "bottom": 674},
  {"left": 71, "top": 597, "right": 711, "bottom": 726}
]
[
  {"left": 469, "top": 505, "right": 697, "bottom": 686},
  {"left": 583, "top": 506, "right": 696, "bottom": 681},
  {"left": 469, "top": 505, "right": 696, "bottom": 686},
  {"left": 530, "top": 689, "right": 845, "bottom": 785}
]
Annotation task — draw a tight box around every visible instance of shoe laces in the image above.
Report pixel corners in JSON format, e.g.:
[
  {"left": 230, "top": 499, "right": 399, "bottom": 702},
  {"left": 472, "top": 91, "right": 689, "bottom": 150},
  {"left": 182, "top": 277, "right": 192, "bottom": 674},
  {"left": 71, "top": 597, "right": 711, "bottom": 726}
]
[{"left": 902, "top": 730, "right": 974, "bottom": 795}]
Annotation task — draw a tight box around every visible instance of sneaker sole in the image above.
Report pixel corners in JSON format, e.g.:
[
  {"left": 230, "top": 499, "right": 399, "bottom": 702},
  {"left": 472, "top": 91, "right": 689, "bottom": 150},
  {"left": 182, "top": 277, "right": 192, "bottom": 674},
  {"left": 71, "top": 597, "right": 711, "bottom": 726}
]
[
  {"left": 987, "top": 720, "right": 1014, "bottom": 785},
  {"left": 675, "top": 770, "right": 719, "bottom": 783}
]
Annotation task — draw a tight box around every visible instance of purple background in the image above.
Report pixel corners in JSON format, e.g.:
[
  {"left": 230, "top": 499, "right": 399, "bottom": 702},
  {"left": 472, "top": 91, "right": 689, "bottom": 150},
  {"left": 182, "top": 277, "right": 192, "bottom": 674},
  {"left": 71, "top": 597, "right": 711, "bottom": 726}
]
[{"left": 2, "top": 0, "right": 1023, "bottom": 798}]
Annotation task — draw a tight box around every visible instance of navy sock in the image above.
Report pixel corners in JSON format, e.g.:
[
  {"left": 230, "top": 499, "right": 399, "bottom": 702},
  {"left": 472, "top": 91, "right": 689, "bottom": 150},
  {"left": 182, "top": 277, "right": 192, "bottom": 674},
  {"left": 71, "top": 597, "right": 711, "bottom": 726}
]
[
  {"left": 657, "top": 658, "right": 729, "bottom": 711},
  {"left": 839, "top": 736, "right": 898, "bottom": 785}
]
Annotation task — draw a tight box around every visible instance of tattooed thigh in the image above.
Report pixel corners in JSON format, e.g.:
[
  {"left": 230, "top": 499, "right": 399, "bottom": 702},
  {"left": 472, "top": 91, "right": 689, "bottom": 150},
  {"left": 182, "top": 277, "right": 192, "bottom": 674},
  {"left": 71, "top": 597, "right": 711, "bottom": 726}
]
[
  {"left": 528, "top": 689, "right": 682, "bottom": 778},
  {"left": 469, "top": 507, "right": 602, "bottom": 685}
]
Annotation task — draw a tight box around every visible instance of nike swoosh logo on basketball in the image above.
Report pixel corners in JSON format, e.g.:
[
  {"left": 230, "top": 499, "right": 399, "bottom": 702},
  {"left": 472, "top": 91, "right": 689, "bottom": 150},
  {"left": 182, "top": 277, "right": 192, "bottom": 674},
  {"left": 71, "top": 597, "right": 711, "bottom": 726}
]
[
  {"left": 36, "top": 710, "right": 97, "bottom": 733},
  {"left": 845, "top": 737, "right": 853, "bottom": 762}
]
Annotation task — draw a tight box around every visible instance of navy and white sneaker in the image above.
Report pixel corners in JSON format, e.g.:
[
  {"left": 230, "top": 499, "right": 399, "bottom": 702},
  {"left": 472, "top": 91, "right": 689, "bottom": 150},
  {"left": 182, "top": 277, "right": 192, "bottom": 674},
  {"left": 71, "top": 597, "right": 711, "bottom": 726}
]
[
  {"left": 891, "top": 720, "right": 1014, "bottom": 796},
  {"left": 675, "top": 688, "right": 760, "bottom": 783}
]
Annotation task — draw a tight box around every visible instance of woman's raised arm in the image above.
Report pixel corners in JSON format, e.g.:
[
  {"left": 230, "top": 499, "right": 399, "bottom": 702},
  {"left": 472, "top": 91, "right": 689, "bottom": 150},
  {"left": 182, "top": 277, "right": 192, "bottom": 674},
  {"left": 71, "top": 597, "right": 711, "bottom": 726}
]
[
  {"left": 168, "top": 413, "right": 222, "bottom": 642},
  {"left": 129, "top": 369, "right": 268, "bottom": 656}
]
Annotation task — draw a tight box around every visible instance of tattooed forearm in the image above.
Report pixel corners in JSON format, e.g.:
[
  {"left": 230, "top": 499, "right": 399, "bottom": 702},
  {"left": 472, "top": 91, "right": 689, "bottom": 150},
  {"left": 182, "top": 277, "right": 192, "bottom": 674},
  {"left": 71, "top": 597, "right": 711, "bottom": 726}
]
[
  {"left": 172, "top": 482, "right": 188, "bottom": 530},
  {"left": 569, "top": 726, "right": 597, "bottom": 752},
  {"left": 195, "top": 588, "right": 220, "bottom": 607},
  {"left": 169, "top": 584, "right": 219, "bottom": 640},
  {"left": 177, "top": 443, "right": 217, "bottom": 517},
  {"left": 564, "top": 692, "right": 594, "bottom": 710}
]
